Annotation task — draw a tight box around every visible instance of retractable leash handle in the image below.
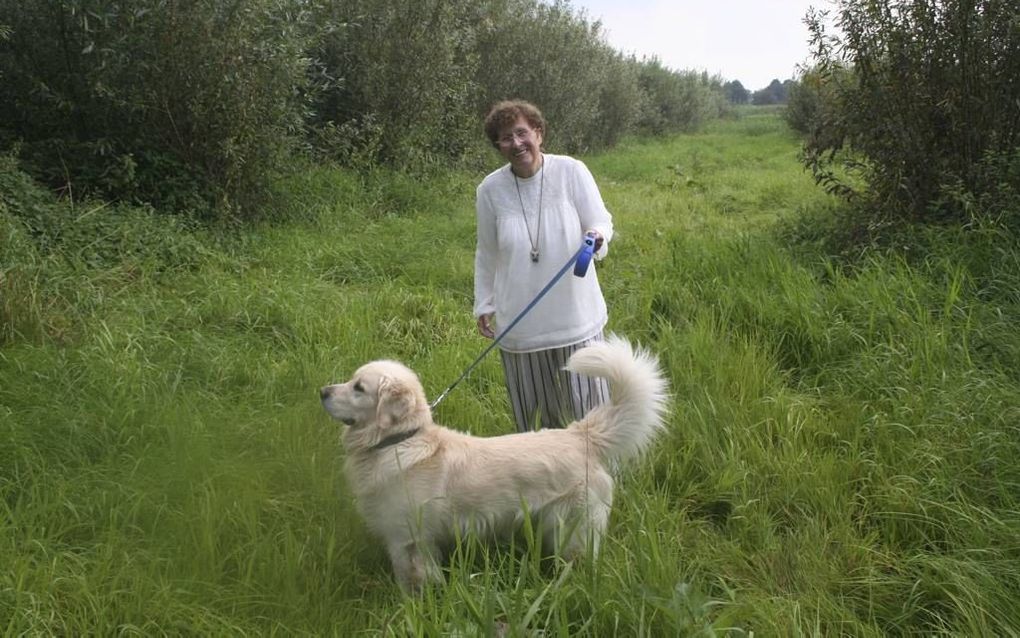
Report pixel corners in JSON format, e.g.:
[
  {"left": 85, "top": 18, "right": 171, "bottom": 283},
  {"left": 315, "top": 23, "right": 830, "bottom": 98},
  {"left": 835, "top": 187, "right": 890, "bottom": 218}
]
[
  {"left": 430, "top": 238, "right": 596, "bottom": 410},
  {"left": 573, "top": 232, "right": 597, "bottom": 277}
]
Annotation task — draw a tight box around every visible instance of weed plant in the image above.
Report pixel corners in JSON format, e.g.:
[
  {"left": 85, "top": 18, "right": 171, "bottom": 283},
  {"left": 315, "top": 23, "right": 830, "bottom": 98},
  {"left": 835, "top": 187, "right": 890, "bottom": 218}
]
[{"left": 2, "top": 109, "right": 1019, "bottom": 634}]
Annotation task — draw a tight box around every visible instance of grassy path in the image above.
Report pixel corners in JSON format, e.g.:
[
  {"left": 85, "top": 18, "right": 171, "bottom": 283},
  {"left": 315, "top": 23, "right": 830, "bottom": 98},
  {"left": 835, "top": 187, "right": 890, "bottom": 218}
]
[{"left": 3, "top": 109, "right": 1019, "bottom": 635}]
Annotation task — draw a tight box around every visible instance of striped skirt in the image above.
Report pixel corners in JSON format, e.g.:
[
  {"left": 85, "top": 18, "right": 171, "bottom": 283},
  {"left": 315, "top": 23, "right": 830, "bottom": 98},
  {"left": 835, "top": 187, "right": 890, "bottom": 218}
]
[{"left": 499, "top": 333, "right": 610, "bottom": 432}]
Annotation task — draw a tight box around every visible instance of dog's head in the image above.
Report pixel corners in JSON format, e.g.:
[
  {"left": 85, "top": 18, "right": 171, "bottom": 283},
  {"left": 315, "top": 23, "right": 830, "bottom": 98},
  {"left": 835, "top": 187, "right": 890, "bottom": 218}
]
[{"left": 320, "top": 359, "right": 426, "bottom": 434}]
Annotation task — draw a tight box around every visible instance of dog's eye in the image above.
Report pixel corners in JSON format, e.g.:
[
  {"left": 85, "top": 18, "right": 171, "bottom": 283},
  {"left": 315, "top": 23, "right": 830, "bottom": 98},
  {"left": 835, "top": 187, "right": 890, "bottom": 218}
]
[{"left": 353, "top": 382, "right": 364, "bottom": 393}]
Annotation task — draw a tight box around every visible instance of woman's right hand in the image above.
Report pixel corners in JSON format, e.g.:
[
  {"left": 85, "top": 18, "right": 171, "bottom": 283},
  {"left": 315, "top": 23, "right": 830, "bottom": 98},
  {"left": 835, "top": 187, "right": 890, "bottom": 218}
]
[{"left": 477, "top": 313, "right": 495, "bottom": 339}]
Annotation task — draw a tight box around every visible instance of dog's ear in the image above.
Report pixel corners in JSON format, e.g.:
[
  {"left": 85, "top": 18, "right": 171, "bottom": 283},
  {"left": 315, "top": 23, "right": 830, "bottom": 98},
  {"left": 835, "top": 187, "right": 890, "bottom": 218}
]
[{"left": 376, "top": 376, "right": 415, "bottom": 428}]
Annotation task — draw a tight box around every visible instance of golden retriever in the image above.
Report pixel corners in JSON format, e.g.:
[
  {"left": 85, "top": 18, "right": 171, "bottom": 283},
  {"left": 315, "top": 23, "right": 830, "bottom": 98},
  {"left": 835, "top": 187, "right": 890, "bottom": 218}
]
[{"left": 319, "top": 335, "right": 668, "bottom": 593}]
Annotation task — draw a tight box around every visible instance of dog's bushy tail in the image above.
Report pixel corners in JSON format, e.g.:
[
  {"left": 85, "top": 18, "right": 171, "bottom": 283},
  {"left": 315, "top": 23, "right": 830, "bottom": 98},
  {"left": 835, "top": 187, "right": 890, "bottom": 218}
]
[{"left": 566, "top": 334, "right": 669, "bottom": 466}]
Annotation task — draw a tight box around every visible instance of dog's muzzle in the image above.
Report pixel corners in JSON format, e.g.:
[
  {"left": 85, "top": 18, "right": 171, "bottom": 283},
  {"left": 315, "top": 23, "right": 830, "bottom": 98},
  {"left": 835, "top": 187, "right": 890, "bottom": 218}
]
[{"left": 320, "top": 386, "right": 357, "bottom": 425}]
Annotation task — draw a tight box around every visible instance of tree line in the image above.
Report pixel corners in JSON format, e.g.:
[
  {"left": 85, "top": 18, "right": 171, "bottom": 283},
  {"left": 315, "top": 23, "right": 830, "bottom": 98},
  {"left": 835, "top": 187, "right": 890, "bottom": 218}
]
[
  {"left": 0, "top": 0, "right": 728, "bottom": 221},
  {"left": 723, "top": 79, "right": 794, "bottom": 106}
]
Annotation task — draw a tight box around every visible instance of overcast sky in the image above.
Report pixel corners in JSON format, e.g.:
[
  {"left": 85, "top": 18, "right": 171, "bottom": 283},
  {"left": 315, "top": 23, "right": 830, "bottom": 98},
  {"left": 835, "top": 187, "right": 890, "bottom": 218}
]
[{"left": 567, "top": 0, "right": 824, "bottom": 91}]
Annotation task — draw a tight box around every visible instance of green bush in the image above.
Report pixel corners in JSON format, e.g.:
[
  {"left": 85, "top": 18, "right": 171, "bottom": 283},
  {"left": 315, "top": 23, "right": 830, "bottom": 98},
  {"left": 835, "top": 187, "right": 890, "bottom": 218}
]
[
  {"left": 803, "top": 0, "right": 1020, "bottom": 227},
  {"left": 1, "top": 155, "right": 206, "bottom": 273},
  {"left": 0, "top": 214, "right": 42, "bottom": 344},
  {"left": 0, "top": 154, "right": 209, "bottom": 343},
  {"left": 1, "top": 0, "right": 731, "bottom": 213},
  {"left": 474, "top": 0, "right": 620, "bottom": 152},
  {"left": 1, "top": 156, "right": 66, "bottom": 344},
  {"left": 593, "top": 52, "right": 646, "bottom": 147},
  {"left": 308, "top": 0, "right": 480, "bottom": 167},
  {"left": 0, "top": 0, "right": 316, "bottom": 219},
  {"left": 784, "top": 68, "right": 828, "bottom": 136},
  {"left": 308, "top": 0, "right": 721, "bottom": 161},
  {"left": 0, "top": 186, "right": 44, "bottom": 344},
  {"left": 635, "top": 60, "right": 728, "bottom": 136}
]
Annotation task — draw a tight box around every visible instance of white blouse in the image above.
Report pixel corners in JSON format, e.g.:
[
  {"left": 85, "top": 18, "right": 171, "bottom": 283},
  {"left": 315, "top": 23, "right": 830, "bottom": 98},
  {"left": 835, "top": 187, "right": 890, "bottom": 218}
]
[{"left": 474, "top": 154, "right": 614, "bottom": 352}]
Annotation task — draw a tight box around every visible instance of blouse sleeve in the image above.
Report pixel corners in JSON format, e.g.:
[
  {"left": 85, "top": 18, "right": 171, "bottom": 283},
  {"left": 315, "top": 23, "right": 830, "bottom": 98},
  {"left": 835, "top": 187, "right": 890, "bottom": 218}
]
[
  {"left": 473, "top": 184, "right": 497, "bottom": 318},
  {"left": 570, "top": 159, "right": 614, "bottom": 259}
]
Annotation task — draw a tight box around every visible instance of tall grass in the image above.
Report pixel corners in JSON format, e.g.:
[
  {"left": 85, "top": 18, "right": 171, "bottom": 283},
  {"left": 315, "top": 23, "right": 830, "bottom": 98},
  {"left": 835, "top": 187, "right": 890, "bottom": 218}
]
[{"left": 3, "top": 109, "right": 1019, "bottom": 634}]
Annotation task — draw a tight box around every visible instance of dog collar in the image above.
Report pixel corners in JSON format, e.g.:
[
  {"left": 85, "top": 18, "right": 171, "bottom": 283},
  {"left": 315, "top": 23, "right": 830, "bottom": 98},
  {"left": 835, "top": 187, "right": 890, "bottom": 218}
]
[{"left": 371, "top": 428, "right": 421, "bottom": 451}]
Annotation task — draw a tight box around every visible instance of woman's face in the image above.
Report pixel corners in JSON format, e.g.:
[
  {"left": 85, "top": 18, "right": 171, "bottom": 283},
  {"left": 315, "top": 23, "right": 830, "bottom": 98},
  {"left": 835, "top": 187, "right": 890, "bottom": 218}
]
[{"left": 497, "top": 116, "right": 544, "bottom": 178}]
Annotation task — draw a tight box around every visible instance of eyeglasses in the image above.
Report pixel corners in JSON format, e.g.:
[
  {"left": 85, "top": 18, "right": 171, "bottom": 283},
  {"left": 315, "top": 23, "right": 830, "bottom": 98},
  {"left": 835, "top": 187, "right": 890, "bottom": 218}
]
[{"left": 498, "top": 127, "right": 537, "bottom": 147}]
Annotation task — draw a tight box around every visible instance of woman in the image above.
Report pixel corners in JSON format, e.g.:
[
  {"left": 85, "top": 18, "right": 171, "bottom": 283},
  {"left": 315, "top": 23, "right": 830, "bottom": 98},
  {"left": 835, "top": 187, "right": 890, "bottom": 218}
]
[{"left": 474, "top": 99, "right": 615, "bottom": 432}]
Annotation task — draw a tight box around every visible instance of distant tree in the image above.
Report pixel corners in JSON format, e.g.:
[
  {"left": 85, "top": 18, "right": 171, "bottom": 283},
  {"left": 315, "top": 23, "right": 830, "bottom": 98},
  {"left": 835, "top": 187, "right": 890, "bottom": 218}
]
[
  {"left": 752, "top": 79, "right": 792, "bottom": 105},
  {"left": 724, "top": 80, "right": 750, "bottom": 104}
]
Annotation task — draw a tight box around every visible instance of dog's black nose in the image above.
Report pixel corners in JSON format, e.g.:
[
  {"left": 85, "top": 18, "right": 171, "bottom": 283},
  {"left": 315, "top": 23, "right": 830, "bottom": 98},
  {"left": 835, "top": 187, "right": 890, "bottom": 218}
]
[{"left": 320, "top": 386, "right": 330, "bottom": 400}]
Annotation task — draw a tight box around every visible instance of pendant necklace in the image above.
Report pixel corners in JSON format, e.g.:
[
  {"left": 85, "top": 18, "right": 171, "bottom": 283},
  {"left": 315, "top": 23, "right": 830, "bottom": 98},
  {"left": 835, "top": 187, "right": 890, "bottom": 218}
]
[{"left": 513, "top": 159, "right": 544, "bottom": 263}]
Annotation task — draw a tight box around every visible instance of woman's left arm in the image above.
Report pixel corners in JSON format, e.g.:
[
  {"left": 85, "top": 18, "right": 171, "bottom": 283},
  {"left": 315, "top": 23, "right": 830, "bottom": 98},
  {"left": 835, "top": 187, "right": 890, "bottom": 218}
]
[{"left": 571, "top": 160, "right": 614, "bottom": 258}]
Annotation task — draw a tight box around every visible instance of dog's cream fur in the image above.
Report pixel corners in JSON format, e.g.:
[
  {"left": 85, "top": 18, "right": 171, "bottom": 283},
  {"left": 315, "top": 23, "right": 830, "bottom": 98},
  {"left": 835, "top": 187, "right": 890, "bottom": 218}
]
[{"left": 319, "top": 335, "right": 668, "bottom": 592}]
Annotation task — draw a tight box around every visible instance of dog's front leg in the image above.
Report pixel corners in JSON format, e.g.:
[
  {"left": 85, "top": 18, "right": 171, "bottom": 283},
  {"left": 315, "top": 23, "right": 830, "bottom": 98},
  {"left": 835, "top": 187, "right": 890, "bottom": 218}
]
[{"left": 388, "top": 541, "right": 441, "bottom": 594}]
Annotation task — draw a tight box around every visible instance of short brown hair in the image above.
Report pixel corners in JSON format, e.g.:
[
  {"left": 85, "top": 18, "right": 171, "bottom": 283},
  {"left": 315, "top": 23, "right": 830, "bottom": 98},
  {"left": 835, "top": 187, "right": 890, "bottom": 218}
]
[{"left": 483, "top": 100, "right": 546, "bottom": 148}]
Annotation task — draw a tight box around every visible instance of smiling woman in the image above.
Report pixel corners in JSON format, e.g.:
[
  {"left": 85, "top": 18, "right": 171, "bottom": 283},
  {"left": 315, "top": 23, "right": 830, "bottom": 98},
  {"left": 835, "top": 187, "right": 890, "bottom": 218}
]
[{"left": 473, "top": 99, "right": 615, "bottom": 432}]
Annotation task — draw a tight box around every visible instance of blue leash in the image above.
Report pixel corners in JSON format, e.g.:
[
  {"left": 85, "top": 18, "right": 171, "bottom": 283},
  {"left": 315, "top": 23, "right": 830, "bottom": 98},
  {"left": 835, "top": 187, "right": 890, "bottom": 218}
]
[{"left": 430, "top": 235, "right": 597, "bottom": 410}]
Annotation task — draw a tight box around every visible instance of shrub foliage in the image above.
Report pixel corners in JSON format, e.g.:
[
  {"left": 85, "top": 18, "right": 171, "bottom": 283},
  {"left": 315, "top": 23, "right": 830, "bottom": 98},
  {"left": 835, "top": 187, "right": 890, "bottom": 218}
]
[
  {"left": 0, "top": 0, "right": 317, "bottom": 219},
  {"left": 801, "top": 0, "right": 1020, "bottom": 228},
  {"left": 307, "top": 0, "right": 481, "bottom": 167},
  {"left": 0, "top": 0, "right": 727, "bottom": 217}
]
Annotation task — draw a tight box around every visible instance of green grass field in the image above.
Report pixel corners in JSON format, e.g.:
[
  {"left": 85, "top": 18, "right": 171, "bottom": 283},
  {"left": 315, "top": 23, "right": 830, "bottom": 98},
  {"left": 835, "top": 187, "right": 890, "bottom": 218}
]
[{"left": 3, "top": 109, "right": 1019, "bottom": 635}]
